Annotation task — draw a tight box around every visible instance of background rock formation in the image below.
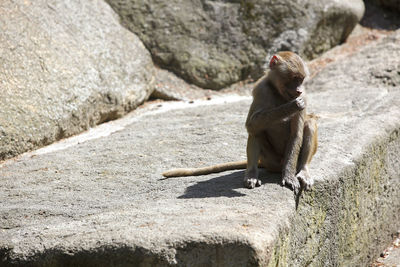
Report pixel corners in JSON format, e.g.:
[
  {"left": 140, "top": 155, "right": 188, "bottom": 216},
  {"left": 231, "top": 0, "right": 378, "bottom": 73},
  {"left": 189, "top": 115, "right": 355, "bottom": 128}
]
[
  {"left": 0, "top": 0, "right": 155, "bottom": 160},
  {"left": 107, "top": 0, "right": 364, "bottom": 89}
]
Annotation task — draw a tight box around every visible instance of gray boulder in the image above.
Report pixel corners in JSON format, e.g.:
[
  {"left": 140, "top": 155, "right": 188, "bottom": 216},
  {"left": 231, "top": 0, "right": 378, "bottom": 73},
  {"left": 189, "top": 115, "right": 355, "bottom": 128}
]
[
  {"left": 0, "top": 0, "right": 155, "bottom": 160},
  {"left": 107, "top": 0, "right": 364, "bottom": 89}
]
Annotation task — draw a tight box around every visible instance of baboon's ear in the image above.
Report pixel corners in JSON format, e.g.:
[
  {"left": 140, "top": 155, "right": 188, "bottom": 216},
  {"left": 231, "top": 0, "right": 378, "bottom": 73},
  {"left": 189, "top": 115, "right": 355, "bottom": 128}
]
[{"left": 269, "top": 55, "right": 279, "bottom": 68}]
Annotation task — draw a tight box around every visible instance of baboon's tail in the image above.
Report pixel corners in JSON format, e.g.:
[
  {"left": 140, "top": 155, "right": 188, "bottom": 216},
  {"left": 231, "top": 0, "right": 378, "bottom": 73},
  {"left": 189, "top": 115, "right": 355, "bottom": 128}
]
[{"left": 162, "top": 160, "right": 247, "bottom": 178}]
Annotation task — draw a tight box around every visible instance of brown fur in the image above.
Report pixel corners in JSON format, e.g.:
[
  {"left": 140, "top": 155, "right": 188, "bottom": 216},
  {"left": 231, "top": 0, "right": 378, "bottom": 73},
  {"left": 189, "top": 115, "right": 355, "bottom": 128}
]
[{"left": 244, "top": 51, "right": 317, "bottom": 192}]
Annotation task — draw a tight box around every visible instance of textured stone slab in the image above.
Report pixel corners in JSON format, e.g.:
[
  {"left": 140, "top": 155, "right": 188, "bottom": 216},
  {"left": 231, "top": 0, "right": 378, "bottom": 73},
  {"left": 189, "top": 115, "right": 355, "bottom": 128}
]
[{"left": 1, "top": 30, "right": 400, "bottom": 267}]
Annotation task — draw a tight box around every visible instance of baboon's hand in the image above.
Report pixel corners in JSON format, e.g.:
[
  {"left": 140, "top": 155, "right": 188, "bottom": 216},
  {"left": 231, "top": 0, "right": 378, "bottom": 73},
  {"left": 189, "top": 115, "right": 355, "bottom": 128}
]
[
  {"left": 282, "top": 175, "right": 300, "bottom": 194},
  {"left": 294, "top": 97, "right": 306, "bottom": 110}
]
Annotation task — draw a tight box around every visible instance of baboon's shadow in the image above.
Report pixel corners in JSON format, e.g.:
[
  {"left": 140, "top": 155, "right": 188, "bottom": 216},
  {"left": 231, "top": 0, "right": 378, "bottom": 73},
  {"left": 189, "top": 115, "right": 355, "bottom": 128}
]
[{"left": 178, "top": 170, "right": 282, "bottom": 199}]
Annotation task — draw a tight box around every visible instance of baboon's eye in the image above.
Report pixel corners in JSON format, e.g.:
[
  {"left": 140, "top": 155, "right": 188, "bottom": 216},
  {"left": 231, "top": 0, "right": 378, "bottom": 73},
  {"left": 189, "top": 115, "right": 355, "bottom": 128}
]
[{"left": 293, "top": 76, "right": 304, "bottom": 85}]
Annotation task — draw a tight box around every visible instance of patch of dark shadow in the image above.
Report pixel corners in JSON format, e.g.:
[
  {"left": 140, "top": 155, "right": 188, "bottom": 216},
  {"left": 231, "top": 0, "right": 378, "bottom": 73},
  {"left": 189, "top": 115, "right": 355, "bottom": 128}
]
[
  {"left": 150, "top": 90, "right": 180, "bottom": 101},
  {"left": 0, "top": 245, "right": 169, "bottom": 267},
  {"left": 178, "top": 170, "right": 282, "bottom": 199},
  {"left": 174, "top": 239, "right": 259, "bottom": 267},
  {"left": 98, "top": 109, "right": 121, "bottom": 124},
  {"left": 103, "top": 92, "right": 118, "bottom": 105},
  {"left": 372, "top": 70, "right": 400, "bottom": 87},
  {"left": 56, "top": 126, "right": 67, "bottom": 140},
  {"left": 361, "top": 0, "right": 400, "bottom": 30},
  {"left": 0, "top": 246, "right": 13, "bottom": 265}
]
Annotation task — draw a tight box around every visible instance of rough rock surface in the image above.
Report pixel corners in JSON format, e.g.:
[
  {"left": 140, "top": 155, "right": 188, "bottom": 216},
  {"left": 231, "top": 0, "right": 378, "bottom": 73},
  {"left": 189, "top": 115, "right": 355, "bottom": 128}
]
[
  {"left": 152, "top": 24, "right": 392, "bottom": 102},
  {"left": 107, "top": 0, "right": 364, "bottom": 89},
  {"left": 372, "top": 233, "right": 400, "bottom": 266},
  {"left": 152, "top": 67, "right": 219, "bottom": 101},
  {"left": 1, "top": 30, "right": 400, "bottom": 266},
  {"left": 152, "top": 67, "right": 254, "bottom": 101},
  {"left": 0, "top": 0, "right": 155, "bottom": 161}
]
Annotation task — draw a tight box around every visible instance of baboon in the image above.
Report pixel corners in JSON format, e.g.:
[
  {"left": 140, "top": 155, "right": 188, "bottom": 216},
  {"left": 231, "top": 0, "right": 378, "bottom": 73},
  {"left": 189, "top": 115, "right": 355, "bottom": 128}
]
[{"left": 163, "top": 51, "right": 318, "bottom": 193}]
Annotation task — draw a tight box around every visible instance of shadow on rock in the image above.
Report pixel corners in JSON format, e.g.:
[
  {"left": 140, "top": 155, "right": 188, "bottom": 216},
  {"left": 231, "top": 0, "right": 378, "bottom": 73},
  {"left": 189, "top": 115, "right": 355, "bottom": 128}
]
[
  {"left": 178, "top": 170, "right": 282, "bottom": 199},
  {"left": 361, "top": 0, "right": 400, "bottom": 30}
]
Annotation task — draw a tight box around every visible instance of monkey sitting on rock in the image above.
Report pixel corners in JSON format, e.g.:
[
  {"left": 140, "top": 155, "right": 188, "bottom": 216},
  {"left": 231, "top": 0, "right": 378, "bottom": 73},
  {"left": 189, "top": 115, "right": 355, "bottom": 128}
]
[{"left": 163, "top": 51, "right": 318, "bottom": 194}]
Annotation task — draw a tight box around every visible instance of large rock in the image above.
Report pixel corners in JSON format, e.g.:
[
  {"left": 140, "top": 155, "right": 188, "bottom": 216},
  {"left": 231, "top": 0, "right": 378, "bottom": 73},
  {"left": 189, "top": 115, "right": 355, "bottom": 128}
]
[
  {"left": 0, "top": 0, "right": 155, "bottom": 160},
  {"left": 1, "top": 31, "right": 399, "bottom": 266},
  {"left": 107, "top": 0, "right": 364, "bottom": 89}
]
